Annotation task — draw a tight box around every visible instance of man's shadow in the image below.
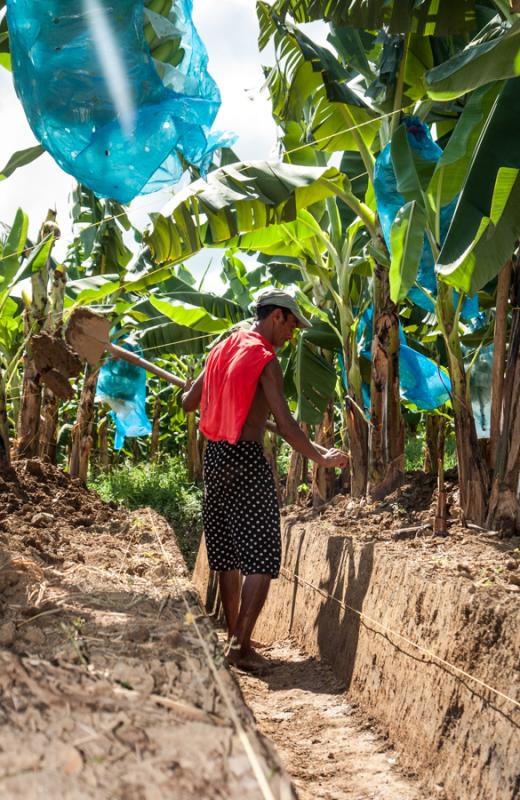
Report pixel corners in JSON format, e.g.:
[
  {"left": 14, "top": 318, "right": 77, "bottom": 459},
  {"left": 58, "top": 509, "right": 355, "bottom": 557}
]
[{"left": 314, "top": 535, "right": 375, "bottom": 691}]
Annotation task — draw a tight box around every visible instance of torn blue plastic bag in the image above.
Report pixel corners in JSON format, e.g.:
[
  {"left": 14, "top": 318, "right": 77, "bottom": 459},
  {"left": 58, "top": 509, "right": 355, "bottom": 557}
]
[
  {"left": 355, "top": 308, "right": 452, "bottom": 411},
  {"left": 6, "top": 0, "right": 233, "bottom": 202},
  {"left": 96, "top": 344, "right": 152, "bottom": 450},
  {"left": 374, "top": 116, "right": 479, "bottom": 319}
]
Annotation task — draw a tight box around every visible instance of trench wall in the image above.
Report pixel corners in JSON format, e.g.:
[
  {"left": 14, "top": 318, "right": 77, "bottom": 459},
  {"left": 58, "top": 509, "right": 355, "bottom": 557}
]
[{"left": 193, "top": 517, "right": 520, "bottom": 800}]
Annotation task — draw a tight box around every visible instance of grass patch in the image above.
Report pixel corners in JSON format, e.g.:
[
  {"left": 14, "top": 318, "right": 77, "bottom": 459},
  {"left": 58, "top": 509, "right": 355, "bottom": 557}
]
[
  {"left": 405, "top": 430, "right": 457, "bottom": 472},
  {"left": 90, "top": 456, "right": 203, "bottom": 570}
]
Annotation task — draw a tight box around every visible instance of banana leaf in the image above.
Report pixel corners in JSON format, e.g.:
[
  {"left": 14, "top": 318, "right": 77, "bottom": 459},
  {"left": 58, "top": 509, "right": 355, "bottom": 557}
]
[
  {"left": 389, "top": 201, "right": 427, "bottom": 304},
  {"left": 426, "top": 19, "right": 520, "bottom": 101},
  {"left": 271, "top": 0, "right": 477, "bottom": 36},
  {"left": 149, "top": 297, "right": 231, "bottom": 334},
  {"left": 145, "top": 161, "right": 346, "bottom": 264},
  {"left": 0, "top": 145, "right": 44, "bottom": 181},
  {"left": 437, "top": 78, "right": 520, "bottom": 293},
  {"left": 0, "top": 208, "right": 28, "bottom": 286},
  {"left": 295, "top": 334, "right": 337, "bottom": 424}
]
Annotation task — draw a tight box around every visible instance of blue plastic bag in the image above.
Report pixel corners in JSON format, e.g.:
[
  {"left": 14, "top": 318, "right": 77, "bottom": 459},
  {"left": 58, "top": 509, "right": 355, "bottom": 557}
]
[
  {"left": 96, "top": 344, "right": 152, "bottom": 450},
  {"left": 355, "top": 307, "right": 452, "bottom": 411},
  {"left": 6, "top": 0, "right": 233, "bottom": 202},
  {"left": 374, "top": 116, "right": 478, "bottom": 319},
  {"left": 467, "top": 343, "right": 493, "bottom": 438}
]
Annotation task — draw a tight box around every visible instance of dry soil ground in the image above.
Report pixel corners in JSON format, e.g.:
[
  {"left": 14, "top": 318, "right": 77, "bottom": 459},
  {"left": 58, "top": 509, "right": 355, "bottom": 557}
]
[
  {"left": 1, "top": 459, "right": 518, "bottom": 799},
  {"left": 0, "top": 459, "right": 293, "bottom": 799},
  {"left": 235, "top": 640, "right": 424, "bottom": 800}
]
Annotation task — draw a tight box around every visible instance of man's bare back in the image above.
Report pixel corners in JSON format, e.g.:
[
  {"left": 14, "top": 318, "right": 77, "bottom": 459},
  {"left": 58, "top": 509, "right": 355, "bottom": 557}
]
[{"left": 239, "top": 381, "right": 270, "bottom": 442}]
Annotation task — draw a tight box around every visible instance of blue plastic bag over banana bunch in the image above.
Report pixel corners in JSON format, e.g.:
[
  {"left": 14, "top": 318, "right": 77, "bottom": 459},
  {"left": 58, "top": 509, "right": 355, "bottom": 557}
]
[
  {"left": 96, "top": 343, "right": 152, "bottom": 450},
  {"left": 355, "top": 307, "right": 452, "bottom": 412},
  {"left": 6, "top": 0, "right": 233, "bottom": 202},
  {"left": 374, "top": 116, "right": 479, "bottom": 319}
]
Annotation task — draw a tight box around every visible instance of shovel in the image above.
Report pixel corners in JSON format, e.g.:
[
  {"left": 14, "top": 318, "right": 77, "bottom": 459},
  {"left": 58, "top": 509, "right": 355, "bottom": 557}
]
[{"left": 65, "top": 308, "right": 186, "bottom": 388}]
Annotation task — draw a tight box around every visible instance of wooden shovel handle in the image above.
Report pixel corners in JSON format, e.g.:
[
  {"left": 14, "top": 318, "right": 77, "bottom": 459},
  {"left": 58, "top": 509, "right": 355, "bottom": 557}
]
[{"left": 107, "top": 343, "right": 185, "bottom": 388}]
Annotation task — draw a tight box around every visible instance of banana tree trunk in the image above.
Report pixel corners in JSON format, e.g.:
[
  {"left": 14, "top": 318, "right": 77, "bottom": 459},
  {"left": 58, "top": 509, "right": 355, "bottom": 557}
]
[
  {"left": 487, "top": 259, "right": 520, "bottom": 532},
  {"left": 39, "top": 390, "right": 59, "bottom": 464},
  {"left": 39, "top": 265, "right": 67, "bottom": 464},
  {"left": 285, "top": 424, "right": 308, "bottom": 505},
  {"left": 434, "top": 417, "right": 448, "bottom": 535},
  {"left": 150, "top": 396, "right": 162, "bottom": 462},
  {"left": 369, "top": 261, "right": 404, "bottom": 499},
  {"left": 0, "top": 371, "right": 10, "bottom": 466},
  {"left": 285, "top": 447, "right": 303, "bottom": 505},
  {"left": 68, "top": 364, "right": 100, "bottom": 483},
  {"left": 489, "top": 258, "right": 512, "bottom": 470},
  {"left": 424, "top": 414, "right": 444, "bottom": 476},
  {"left": 344, "top": 335, "right": 368, "bottom": 497},
  {"left": 16, "top": 212, "right": 56, "bottom": 459},
  {"left": 98, "top": 414, "right": 110, "bottom": 472},
  {"left": 17, "top": 309, "right": 45, "bottom": 459},
  {"left": 186, "top": 411, "right": 202, "bottom": 482},
  {"left": 311, "top": 399, "right": 336, "bottom": 507},
  {"left": 131, "top": 438, "right": 141, "bottom": 464},
  {"left": 437, "top": 282, "right": 489, "bottom": 525}
]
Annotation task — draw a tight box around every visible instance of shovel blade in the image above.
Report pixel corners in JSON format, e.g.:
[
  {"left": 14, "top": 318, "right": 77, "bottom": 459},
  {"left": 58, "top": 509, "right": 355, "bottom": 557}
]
[{"left": 66, "top": 308, "right": 111, "bottom": 365}]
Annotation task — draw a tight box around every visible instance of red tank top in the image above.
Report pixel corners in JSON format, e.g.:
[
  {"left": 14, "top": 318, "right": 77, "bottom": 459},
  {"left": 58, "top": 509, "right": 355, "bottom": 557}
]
[{"left": 199, "top": 329, "right": 276, "bottom": 444}]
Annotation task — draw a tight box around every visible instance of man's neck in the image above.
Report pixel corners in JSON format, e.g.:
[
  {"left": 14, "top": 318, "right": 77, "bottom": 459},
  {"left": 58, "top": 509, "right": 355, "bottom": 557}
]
[{"left": 251, "top": 321, "right": 275, "bottom": 346}]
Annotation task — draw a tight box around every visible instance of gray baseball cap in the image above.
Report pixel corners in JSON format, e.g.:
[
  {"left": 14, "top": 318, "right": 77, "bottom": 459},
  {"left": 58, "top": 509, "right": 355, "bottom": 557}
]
[{"left": 255, "top": 289, "right": 311, "bottom": 329}]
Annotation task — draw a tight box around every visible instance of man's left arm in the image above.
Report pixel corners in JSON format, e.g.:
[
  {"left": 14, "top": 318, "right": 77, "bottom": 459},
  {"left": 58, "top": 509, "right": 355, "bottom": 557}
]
[
  {"left": 266, "top": 419, "right": 332, "bottom": 457},
  {"left": 181, "top": 370, "right": 205, "bottom": 412}
]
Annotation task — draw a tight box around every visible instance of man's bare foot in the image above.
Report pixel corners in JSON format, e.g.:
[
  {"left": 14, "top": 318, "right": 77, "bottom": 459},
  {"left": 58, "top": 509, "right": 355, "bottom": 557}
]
[
  {"left": 226, "top": 635, "right": 266, "bottom": 650},
  {"left": 226, "top": 642, "right": 271, "bottom": 675}
]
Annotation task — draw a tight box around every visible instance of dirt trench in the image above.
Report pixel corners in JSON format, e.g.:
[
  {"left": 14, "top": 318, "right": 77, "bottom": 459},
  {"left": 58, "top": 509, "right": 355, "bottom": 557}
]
[
  {"left": 235, "top": 639, "right": 423, "bottom": 800},
  {"left": 195, "top": 472, "right": 520, "bottom": 800},
  {"left": 0, "top": 460, "right": 294, "bottom": 799}
]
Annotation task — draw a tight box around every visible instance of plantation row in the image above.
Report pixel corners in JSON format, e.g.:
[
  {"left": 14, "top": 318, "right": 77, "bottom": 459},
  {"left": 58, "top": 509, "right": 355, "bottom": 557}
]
[{"left": 1, "top": 0, "right": 519, "bottom": 534}]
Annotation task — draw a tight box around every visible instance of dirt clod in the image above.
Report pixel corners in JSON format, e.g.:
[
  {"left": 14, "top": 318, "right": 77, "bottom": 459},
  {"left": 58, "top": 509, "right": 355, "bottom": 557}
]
[
  {"left": 32, "top": 331, "right": 83, "bottom": 399},
  {"left": 66, "top": 307, "right": 111, "bottom": 365},
  {"left": 0, "top": 621, "right": 16, "bottom": 646}
]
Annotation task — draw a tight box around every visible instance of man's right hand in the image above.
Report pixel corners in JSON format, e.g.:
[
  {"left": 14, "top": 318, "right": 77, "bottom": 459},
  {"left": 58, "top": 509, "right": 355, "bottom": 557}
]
[{"left": 320, "top": 448, "right": 349, "bottom": 469}]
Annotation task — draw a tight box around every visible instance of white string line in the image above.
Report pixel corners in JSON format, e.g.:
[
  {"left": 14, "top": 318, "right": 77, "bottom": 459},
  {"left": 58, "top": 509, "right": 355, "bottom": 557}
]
[
  {"left": 144, "top": 509, "right": 283, "bottom": 800},
  {"left": 0, "top": 192, "right": 166, "bottom": 267},
  {"left": 0, "top": 94, "right": 417, "bottom": 270},
  {"left": 279, "top": 567, "right": 520, "bottom": 712},
  {"left": 281, "top": 103, "right": 414, "bottom": 157}
]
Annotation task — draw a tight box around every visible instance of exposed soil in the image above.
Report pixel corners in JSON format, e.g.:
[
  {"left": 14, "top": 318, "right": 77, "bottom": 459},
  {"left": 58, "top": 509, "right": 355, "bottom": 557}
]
[
  {"left": 235, "top": 640, "right": 424, "bottom": 800},
  {"left": 195, "top": 469, "right": 520, "bottom": 800},
  {"left": 285, "top": 470, "right": 520, "bottom": 596},
  {"left": 2, "top": 461, "right": 518, "bottom": 799},
  {"left": 0, "top": 460, "right": 293, "bottom": 799}
]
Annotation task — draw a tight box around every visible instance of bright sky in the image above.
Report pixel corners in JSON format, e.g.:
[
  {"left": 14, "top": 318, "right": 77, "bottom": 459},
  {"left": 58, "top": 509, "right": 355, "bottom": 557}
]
[{"left": 0, "top": 1, "right": 328, "bottom": 292}]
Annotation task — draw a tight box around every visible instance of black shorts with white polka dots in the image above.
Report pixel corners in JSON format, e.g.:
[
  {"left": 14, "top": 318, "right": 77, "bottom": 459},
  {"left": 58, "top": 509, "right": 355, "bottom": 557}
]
[{"left": 202, "top": 440, "right": 281, "bottom": 578}]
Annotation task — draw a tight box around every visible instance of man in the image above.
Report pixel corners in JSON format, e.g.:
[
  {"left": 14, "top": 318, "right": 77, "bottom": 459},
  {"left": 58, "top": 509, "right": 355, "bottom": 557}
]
[{"left": 182, "top": 290, "right": 348, "bottom": 672}]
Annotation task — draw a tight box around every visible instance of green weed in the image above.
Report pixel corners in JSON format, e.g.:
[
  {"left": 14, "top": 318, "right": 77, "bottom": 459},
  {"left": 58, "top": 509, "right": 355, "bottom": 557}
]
[
  {"left": 90, "top": 456, "right": 203, "bottom": 570},
  {"left": 404, "top": 431, "right": 457, "bottom": 472}
]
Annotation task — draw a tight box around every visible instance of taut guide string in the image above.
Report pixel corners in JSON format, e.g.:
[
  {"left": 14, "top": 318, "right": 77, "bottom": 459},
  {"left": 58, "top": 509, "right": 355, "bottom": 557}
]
[{"left": 279, "top": 566, "right": 520, "bottom": 713}]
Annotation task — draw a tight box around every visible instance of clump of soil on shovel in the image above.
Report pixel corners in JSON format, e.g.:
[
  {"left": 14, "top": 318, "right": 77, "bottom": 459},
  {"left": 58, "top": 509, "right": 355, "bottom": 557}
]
[
  {"left": 32, "top": 331, "right": 83, "bottom": 400},
  {"left": 32, "top": 308, "right": 111, "bottom": 400}
]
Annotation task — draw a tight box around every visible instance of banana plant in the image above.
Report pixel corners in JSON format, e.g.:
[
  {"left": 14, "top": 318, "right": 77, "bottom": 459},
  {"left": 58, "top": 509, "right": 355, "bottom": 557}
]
[
  {"left": 256, "top": 0, "right": 520, "bottom": 526},
  {"left": 257, "top": 4, "right": 408, "bottom": 496},
  {"left": 0, "top": 207, "right": 63, "bottom": 454},
  {"left": 266, "top": 0, "right": 479, "bottom": 35}
]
